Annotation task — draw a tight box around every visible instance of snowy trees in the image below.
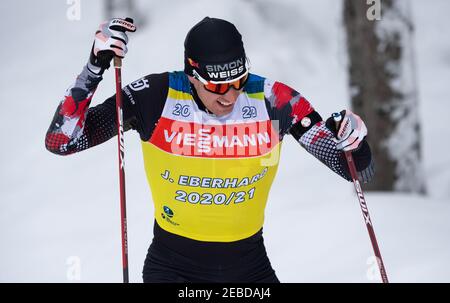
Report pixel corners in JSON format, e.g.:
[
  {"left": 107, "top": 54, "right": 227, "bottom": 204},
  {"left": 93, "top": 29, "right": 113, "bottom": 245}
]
[{"left": 344, "top": 0, "right": 426, "bottom": 193}]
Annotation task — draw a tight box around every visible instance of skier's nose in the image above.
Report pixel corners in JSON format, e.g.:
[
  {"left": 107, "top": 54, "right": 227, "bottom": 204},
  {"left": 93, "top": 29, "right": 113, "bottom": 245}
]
[{"left": 224, "top": 87, "right": 240, "bottom": 103}]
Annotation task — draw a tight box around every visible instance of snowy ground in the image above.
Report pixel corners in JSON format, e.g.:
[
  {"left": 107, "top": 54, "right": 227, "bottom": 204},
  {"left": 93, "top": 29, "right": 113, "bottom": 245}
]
[{"left": 0, "top": 0, "right": 449, "bottom": 282}]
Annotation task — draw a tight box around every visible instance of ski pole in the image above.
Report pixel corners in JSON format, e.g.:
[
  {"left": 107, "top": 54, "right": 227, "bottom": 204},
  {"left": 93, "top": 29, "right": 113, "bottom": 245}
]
[
  {"left": 114, "top": 56, "right": 129, "bottom": 283},
  {"left": 333, "top": 113, "right": 389, "bottom": 283}
]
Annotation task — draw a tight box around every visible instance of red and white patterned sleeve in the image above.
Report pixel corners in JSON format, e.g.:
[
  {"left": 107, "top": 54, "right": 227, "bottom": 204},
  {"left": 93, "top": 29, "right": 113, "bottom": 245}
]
[
  {"left": 263, "top": 78, "right": 374, "bottom": 183},
  {"left": 45, "top": 65, "right": 131, "bottom": 155}
]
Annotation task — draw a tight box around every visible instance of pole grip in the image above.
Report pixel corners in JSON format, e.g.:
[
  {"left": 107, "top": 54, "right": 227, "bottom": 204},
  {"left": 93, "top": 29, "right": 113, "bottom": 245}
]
[{"left": 114, "top": 56, "right": 122, "bottom": 68}]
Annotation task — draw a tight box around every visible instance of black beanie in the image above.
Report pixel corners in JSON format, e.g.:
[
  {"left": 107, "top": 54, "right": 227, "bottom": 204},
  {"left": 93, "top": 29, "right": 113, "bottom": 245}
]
[{"left": 184, "top": 17, "right": 247, "bottom": 82}]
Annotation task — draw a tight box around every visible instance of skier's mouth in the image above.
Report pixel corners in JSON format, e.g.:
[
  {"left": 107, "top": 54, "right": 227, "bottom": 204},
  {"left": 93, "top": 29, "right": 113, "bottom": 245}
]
[{"left": 217, "top": 99, "right": 234, "bottom": 108}]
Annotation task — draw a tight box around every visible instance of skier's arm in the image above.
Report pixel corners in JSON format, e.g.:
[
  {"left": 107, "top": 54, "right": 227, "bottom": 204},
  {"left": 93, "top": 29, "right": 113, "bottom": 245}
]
[
  {"left": 45, "top": 67, "right": 136, "bottom": 155},
  {"left": 45, "top": 18, "right": 137, "bottom": 155},
  {"left": 264, "top": 79, "right": 374, "bottom": 183},
  {"left": 290, "top": 113, "right": 374, "bottom": 183}
]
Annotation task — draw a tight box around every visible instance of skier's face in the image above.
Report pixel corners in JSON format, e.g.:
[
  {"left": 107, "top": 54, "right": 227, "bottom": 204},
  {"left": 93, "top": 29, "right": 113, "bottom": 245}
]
[{"left": 189, "top": 76, "right": 242, "bottom": 116}]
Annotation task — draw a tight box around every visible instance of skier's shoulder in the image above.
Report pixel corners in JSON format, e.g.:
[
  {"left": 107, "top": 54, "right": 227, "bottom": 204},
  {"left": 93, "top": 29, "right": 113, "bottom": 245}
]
[
  {"left": 244, "top": 73, "right": 298, "bottom": 99},
  {"left": 124, "top": 72, "right": 169, "bottom": 96},
  {"left": 243, "top": 73, "right": 267, "bottom": 98},
  {"left": 120, "top": 72, "right": 170, "bottom": 141},
  {"left": 120, "top": 72, "right": 169, "bottom": 112}
]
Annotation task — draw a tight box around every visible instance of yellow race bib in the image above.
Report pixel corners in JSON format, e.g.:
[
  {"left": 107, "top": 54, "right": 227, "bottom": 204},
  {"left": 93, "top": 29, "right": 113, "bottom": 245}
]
[{"left": 141, "top": 72, "right": 281, "bottom": 242}]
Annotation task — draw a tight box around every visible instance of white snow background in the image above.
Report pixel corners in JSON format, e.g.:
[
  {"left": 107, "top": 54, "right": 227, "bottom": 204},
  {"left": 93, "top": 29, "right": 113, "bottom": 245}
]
[{"left": 0, "top": 0, "right": 449, "bottom": 283}]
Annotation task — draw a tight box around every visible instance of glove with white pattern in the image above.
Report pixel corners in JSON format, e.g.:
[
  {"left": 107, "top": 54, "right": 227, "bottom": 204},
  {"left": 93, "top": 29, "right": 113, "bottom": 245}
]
[
  {"left": 327, "top": 110, "right": 368, "bottom": 152},
  {"left": 87, "top": 17, "right": 136, "bottom": 75}
]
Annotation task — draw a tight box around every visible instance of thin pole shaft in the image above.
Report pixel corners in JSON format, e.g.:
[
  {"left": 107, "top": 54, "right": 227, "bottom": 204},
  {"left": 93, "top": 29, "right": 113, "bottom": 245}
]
[
  {"left": 344, "top": 151, "right": 389, "bottom": 283},
  {"left": 114, "top": 56, "right": 129, "bottom": 283}
]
